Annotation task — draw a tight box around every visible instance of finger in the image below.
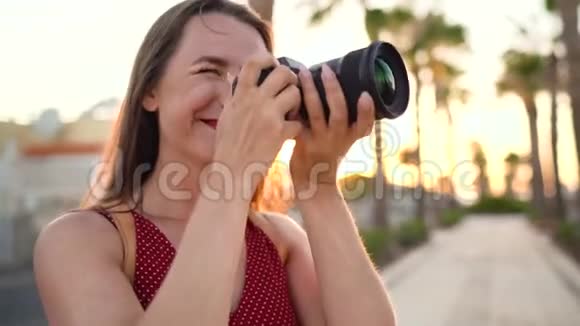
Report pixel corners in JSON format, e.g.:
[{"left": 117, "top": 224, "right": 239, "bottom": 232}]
[
  {"left": 321, "top": 64, "right": 348, "bottom": 133},
  {"left": 298, "top": 68, "right": 326, "bottom": 132},
  {"left": 281, "top": 120, "right": 303, "bottom": 140},
  {"left": 260, "top": 65, "right": 298, "bottom": 97},
  {"left": 295, "top": 127, "right": 312, "bottom": 141},
  {"left": 274, "top": 85, "right": 301, "bottom": 114},
  {"left": 237, "top": 54, "right": 278, "bottom": 90},
  {"left": 352, "top": 91, "right": 375, "bottom": 138}
]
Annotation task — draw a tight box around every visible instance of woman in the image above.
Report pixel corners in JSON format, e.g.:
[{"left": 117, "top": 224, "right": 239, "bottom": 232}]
[{"left": 33, "top": 1, "right": 397, "bottom": 325}]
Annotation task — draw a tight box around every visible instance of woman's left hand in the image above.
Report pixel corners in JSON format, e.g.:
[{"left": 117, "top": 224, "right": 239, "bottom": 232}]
[{"left": 289, "top": 64, "right": 375, "bottom": 197}]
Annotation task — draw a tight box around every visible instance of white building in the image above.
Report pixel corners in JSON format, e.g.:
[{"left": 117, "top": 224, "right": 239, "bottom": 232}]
[{"left": 0, "top": 103, "right": 116, "bottom": 268}]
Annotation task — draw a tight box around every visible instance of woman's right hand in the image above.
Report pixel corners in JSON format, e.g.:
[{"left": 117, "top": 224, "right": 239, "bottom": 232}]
[{"left": 211, "top": 54, "right": 303, "bottom": 196}]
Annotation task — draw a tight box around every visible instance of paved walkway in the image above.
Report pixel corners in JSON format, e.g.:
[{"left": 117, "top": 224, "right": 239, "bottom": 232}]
[
  {"left": 0, "top": 268, "right": 44, "bottom": 326},
  {"left": 382, "top": 214, "right": 580, "bottom": 326}
]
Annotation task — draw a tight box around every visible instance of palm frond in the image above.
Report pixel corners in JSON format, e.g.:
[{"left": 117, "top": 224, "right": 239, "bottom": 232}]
[
  {"left": 497, "top": 49, "right": 546, "bottom": 97},
  {"left": 417, "top": 14, "right": 467, "bottom": 50},
  {"left": 399, "top": 147, "right": 420, "bottom": 165},
  {"left": 382, "top": 6, "right": 416, "bottom": 29},
  {"left": 309, "top": 0, "right": 343, "bottom": 25},
  {"left": 545, "top": 0, "right": 557, "bottom": 11},
  {"left": 505, "top": 152, "right": 521, "bottom": 165},
  {"left": 364, "top": 7, "right": 417, "bottom": 43},
  {"left": 365, "top": 9, "right": 387, "bottom": 41}
]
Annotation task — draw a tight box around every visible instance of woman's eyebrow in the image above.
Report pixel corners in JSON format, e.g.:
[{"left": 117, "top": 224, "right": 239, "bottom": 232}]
[{"left": 191, "top": 55, "right": 229, "bottom": 67}]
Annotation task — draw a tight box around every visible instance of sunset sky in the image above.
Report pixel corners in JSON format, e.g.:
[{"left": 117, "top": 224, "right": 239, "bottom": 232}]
[{"left": 0, "top": 0, "right": 578, "bottom": 199}]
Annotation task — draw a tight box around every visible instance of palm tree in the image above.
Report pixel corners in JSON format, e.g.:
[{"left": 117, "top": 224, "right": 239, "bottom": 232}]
[
  {"left": 309, "top": 4, "right": 401, "bottom": 228},
  {"left": 365, "top": 8, "right": 467, "bottom": 221},
  {"left": 497, "top": 50, "right": 546, "bottom": 217},
  {"left": 544, "top": 0, "right": 570, "bottom": 219},
  {"left": 504, "top": 153, "right": 521, "bottom": 198},
  {"left": 547, "top": 51, "right": 567, "bottom": 218},
  {"left": 432, "top": 59, "right": 469, "bottom": 205},
  {"left": 310, "top": 4, "right": 467, "bottom": 224},
  {"left": 548, "top": 0, "right": 580, "bottom": 193},
  {"left": 364, "top": 9, "right": 394, "bottom": 229},
  {"left": 471, "top": 142, "right": 490, "bottom": 198}
]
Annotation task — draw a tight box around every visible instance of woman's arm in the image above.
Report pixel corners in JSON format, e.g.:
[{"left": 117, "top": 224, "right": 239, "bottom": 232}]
[
  {"left": 286, "top": 64, "right": 397, "bottom": 326},
  {"left": 34, "top": 173, "right": 250, "bottom": 326},
  {"left": 260, "top": 189, "right": 397, "bottom": 326},
  {"left": 139, "top": 173, "right": 250, "bottom": 326},
  {"left": 296, "top": 184, "right": 397, "bottom": 326}
]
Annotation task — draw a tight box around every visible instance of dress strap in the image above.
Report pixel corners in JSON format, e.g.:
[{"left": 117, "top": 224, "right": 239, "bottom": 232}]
[{"left": 90, "top": 206, "right": 136, "bottom": 284}]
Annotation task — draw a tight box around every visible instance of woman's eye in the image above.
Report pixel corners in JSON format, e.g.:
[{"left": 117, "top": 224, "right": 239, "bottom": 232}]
[{"left": 198, "top": 68, "right": 221, "bottom": 76}]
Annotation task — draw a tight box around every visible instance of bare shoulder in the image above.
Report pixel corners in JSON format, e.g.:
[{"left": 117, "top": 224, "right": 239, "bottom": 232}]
[
  {"left": 33, "top": 210, "right": 125, "bottom": 297},
  {"left": 34, "top": 209, "right": 122, "bottom": 266},
  {"left": 33, "top": 210, "right": 141, "bottom": 325}
]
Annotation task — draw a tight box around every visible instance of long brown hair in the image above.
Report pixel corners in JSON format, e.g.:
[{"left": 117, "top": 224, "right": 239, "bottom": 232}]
[{"left": 82, "top": 0, "right": 292, "bottom": 213}]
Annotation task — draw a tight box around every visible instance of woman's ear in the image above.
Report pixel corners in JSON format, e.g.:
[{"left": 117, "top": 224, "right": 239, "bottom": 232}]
[{"left": 142, "top": 89, "right": 159, "bottom": 112}]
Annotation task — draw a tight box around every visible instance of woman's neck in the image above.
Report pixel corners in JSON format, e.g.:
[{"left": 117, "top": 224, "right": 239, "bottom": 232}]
[{"left": 140, "top": 156, "right": 205, "bottom": 221}]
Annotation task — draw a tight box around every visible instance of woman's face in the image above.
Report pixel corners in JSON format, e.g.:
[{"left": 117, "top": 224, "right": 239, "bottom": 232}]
[{"left": 143, "top": 13, "right": 269, "bottom": 167}]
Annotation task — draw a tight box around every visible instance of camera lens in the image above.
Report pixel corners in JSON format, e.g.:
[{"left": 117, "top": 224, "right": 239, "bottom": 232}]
[
  {"left": 231, "top": 41, "right": 410, "bottom": 126},
  {"left": 374, "top": 58, "right": 396, "bottom": 105}
]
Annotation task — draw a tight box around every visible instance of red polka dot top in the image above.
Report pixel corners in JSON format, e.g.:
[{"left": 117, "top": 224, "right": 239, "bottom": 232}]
[{"left": 100, "top": 209, "right": 299, "bottom": 325}]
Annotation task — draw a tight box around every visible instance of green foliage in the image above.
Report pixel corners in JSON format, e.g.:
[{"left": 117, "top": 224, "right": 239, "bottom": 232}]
[
  {"left": 308, "top": 1, "right": 468, "bottom": 118},
  {"left": 365, "top": 9, "right": 386, "bottom": 41},
  {"left": 361, "top": 218, "right": 431, "bottom": 265},
  {"left": 440, "top": 208, "right": 465, "bottom": 227},
  {"left": 545, "top": 0, "right": 556, "bottom": 11},
  {"left": 497, "top": 50, "right": 546, "bottom": 98},
  {"left": 364, "top": 7, "right": 416, "bottom": 41},
  {"left": 309, "top": 0, "right": 343, "bottom": 25},
  {"left": 468, "top": 196, "right": 531, "bottom": 214},
  {"left": 383, "top": 7, "right": 415, "bottom": 28},
  {"left": 504, "top": 51, "right": 545, "bottom": 79},
  {"left": 414, "top": 13, "right": 467, "bottom": 52},
  {"left": 338, "top": 173, "right": 374, "bottom": 200},
  {"left": 399, "top": 147, "right": 419, "bottom": 165},
  {"left": 504, "top": 152, "right": 521, "bottom": 165},
  {"left": 396, "top": 219, "right": 428, "bottom": 248},
  {"left": 555, "top": 221, "right": 580, "bottom": 247},
  {"left": 360, "top": 228, "right": 392, "bottom": 264},
  {"left": 432, "top": 57, "right": 468, "bottom": 109}
]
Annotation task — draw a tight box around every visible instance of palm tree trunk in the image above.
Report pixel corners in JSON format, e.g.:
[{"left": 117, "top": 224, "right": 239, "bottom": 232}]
[
  {"left": 414, "top": 75, "right": 425, "bottom": 221},
  {"left": 445, "top": 104, "right": 456, "bottom": 207},
  {"left": 525, "top": 98, "right": 546, "bottom": 217},
  {"left": 555, "top": 0, "right": 580, "bottom": 207},
  {"left": 549, "top": 51, "right": 567, "bottom": 219},
  {"left": 373, "top": 120, "right": 389, "bottom": 228},
  {"left": 505, "top": 172, "right": 515, "bottom": 198},
  {"left": 248, "top": 0, "right": 274, "bottom": 23}
]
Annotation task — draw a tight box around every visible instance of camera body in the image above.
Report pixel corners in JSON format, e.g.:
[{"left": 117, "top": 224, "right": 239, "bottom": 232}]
[{"left": 233, "top": 41, "right": 410, "bottom": 127}]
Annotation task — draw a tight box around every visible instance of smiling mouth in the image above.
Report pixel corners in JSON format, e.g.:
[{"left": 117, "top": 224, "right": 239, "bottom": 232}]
[{"left": 200, "top": 119, "right": 218, "bottom": 129}]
